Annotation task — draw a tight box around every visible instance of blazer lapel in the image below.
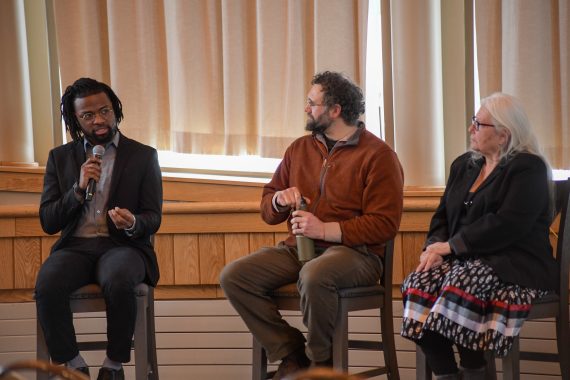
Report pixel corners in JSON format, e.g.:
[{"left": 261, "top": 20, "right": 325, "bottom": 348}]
[
  {"left": 460, "top": 158, "right": 482, "bottom": 196},
  {"left": 72, "top": 140, "right": 86, "bottom": 180},
  {"left": 108, "top": 133, "right": 130, "bottom": 198},
  {"left": 448, "top": 158, "right": 482, "bottom": 235},
  {"left": 474, "top": 158, "right": 505, "bottom": 193}
]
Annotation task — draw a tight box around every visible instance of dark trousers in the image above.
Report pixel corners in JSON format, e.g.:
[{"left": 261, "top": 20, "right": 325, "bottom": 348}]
[
  {"left": 417, "top": 330, "right": 487, "bottom": 375},
  {"left": 35, "top": 237, "right": 146, "bottom": 363}
]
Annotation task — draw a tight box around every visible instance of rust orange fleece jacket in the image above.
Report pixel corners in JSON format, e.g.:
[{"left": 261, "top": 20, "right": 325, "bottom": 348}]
[{"left": 261, "top": 124, "right": 404, "bottom": 257}]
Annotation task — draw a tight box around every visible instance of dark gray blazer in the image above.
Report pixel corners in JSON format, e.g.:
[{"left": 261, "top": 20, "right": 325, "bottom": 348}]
[
  {"left": 39, "top": 133, "right": 163, "bottom": 286},
  {"left": 426, "top": 152, "right": 558, "bottom": 290}
]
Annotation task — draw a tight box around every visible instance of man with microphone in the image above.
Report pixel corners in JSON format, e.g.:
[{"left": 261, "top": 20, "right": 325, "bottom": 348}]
[{"left": 35, "top": 78, "right": 162, "bottom": 380}]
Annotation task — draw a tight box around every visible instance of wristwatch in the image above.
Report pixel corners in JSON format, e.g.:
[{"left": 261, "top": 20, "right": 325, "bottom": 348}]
[{"left": 73, "top": 181, "right": 86, "bottom": 198}]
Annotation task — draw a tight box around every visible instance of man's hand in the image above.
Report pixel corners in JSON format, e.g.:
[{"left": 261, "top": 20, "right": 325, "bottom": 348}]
[
  {"left": 275, "top": 187, "right": 311, "bottom": 210},
  {"left": 108, "top": 207, "right": 135, "bottom": 230},
  {"left": 78, "top": 155, "right": 102, "bottom": 190},
  {"left": 290, "top": 210, "right": 325, "bottom": 240},
  {"left": 415, "top": 242, "right": 451, "bottom": 272}
]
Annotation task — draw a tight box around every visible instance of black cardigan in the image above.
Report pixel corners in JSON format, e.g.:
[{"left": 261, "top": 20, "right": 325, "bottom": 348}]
[{"left": 426, "top": 152, "right": 558, "bottom": 290}]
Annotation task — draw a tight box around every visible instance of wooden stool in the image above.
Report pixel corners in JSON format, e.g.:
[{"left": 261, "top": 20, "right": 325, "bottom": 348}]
[
  {"left": 252, "top": 240, "right": 399, "bottom": 380},
  {"left": 36, "top": 283, "right": 159, "bottom": 380}
]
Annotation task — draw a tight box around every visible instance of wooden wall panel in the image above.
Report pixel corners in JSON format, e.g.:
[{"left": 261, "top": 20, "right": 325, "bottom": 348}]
[
  {"left": 399, "top": 212, "right": 433, "bottom": 232},
  {"left": 224, "top": 233, "right": 250, "bottom": 265},
  {"left": 249, "top": 233, "right": 275, "bottom": 253},
  {"left": 199, "top": 234, "right": 225, "bottom": 285},
  {"left": 400, "top": 233, "right": 426, "bottom": 278},
  {"left": 13, "top": 238, "right": 41, "bottom": 288},
  {"left": 160, "top": 213, "right": 282, "bottom": 234},
  {"left": 162, "top": 179, "right": 263, "bottom": 202},
  {"left": 173, "top": 234, "right": 200, "bottom": 285},
  {"left": 274, "top": 232, "right": 289, "bottom": 244},
  {"left": 392, "top": 234, "right": 404, "bottom": 285},
  {"left": 15, "top": 217, "right": 45, "bottom": 237},
  {"left": 0, "top": 238, "right": 14, "bottom": 289},
  {"left": 40, "top": 236, "right": 58, "bottom": 263},
  {"left": 0, "top": 219, "right": 15, "bottom": 237},
  {"left": 0, "top": 170, "right": 43, "bottom": 192},
  {"left": 155, "top": 234, "right": 174, "bottom": 286}
]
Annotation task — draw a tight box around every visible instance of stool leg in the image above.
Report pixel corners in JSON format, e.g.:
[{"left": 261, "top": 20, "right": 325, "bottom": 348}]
[
  {"left": 252, "top": 337, "right": 267, "bottom": 380},
  {"left": 501, "top": 337, "right": 520, "bottom": 380},
  {"left": 36, "top": 314, "right": 51, "bottom": 380},
  {"left": 380, "top": 304, "right": 399, "bottom": 380},
  {"left": 484, "top": 351, "right": 497, "bottom": 380},
  {"left": 332, "top": 300, "right": 349, "bottom": 371},
  {"left": 416, "top": 347, "right": 432, "bottom": 380},
  {"left": 556, "top": 310, "right": 570, "bottom": 380},
  {"left": 147, "top": 292, "right": 159, "bottom": 380},
  {"left": 134, "top": 295, "right": 148, "bottom": 380}
]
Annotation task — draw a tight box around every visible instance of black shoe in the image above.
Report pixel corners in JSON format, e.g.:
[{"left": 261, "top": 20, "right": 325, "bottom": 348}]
[
  {"left": 96, "top": 367, "right": 124, "bottom": 380},
  {"left": 272, "top": 347, "right": 311, "bottom": 380}
]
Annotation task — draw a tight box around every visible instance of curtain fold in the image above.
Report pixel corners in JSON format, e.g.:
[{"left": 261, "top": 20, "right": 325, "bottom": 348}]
[
  {"left": 475, "top": 0, "right": 570, "bottom": 168},
  {"left": 387, "top": 0, "right": 446, "bottom": 186},
  {"left": 0, "top": 0, "right": 34, "bottom": 164},
  {"left": 52, "top": 0, "right": 367, "bottom": 159}
]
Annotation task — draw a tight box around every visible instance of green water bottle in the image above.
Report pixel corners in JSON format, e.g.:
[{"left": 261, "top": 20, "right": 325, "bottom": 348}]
[{"left": 295, "top": 196, "right": 315, "bottom": 263}]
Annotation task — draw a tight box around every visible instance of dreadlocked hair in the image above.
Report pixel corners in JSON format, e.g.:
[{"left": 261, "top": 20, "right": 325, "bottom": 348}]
[
  {"left": 311, "top": 71, "right": 365, "bottom": 125},
  {"left": 61, "top": 78, "right": 124, "bottom": 142}
]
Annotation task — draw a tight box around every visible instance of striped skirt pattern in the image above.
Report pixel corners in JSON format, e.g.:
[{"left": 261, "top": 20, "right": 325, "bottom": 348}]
[{"left": 401, "top": 258, "right": 546, "bottom": 357}]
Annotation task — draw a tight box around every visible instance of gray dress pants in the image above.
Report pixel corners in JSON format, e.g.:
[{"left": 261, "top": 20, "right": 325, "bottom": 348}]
[{"left": 219, "top": 243, "right": 383, "bottom": 362}]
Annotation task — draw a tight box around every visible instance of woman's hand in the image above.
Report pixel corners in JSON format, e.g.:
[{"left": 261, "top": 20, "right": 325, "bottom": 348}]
[{"left": 416, "top": 242, "right": 452, "bottom": 272}]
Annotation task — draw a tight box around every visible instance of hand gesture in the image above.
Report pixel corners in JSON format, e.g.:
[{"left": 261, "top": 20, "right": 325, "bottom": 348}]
[{"left": 108, "top": 207, "right": 136, "bottom": 230}]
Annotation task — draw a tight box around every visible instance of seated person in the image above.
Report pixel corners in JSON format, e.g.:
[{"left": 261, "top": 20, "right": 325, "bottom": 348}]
[
  {"left": 401, "top": 92, "right": 558, "bottom": 380},
  {"left": 35, "top": 78, "right": 162, "bottom": 380},
  {"left": 220, "top": 71, "right": 404, "bottom": 380}
]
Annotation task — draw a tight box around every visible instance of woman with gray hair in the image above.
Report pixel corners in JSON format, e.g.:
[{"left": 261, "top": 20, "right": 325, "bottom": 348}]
[{"left": 400, "top": 93, "right": 558, "bottom": 379}]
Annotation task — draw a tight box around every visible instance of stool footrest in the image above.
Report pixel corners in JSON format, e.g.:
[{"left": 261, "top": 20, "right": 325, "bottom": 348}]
[
  {"left": 355, "top": 367, "right": 389, "bottom": 378},
  {"left": 77, "top": 341, "right": 107, "bottom": 351},
  {"left": 519, "top": 351, "right": 559, "bottom": 362},
  {"left": 349, "top": 339, "right": 384, "bottom": 351}
]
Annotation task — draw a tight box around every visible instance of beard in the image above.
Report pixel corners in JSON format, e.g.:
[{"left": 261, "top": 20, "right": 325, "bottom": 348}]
[
  {"left": 305, "top": 114, "right": 333, "bottom": 135},
  {"left": 84, "top": 124, "right": 118, "bottom": 145}
]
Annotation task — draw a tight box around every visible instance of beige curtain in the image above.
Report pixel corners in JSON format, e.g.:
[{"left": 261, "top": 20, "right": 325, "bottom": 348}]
[
  {"left": 475, "top": 0, "right": 570, "bottom": 168},
  {"left": 52, "top": 0, "right": 368, "bottom": 158},
  {"left": 0, "top": 0, "right": 34, "bottom": 165},
  {"left": 381, "top": 0, "right": 459, "bottom": 187}
]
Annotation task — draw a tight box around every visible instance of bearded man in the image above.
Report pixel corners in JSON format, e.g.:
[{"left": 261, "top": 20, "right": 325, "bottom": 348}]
[
  {"left": 35, "top": 78, "right": 162, "bottom": 380},
  {"left": 220, "top": 71, "right": 404, "bottom": 379}
]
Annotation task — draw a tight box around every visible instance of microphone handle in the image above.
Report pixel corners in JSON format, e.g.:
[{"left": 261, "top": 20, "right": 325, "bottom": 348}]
[
  {"left": 84, "top": 153, "right": 102, "bottom": 202},
  {"left": 85, "top": 179, "right": 96, "bottom": 201}
]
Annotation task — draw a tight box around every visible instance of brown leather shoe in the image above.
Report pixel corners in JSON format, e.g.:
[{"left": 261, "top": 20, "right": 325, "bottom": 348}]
[
  {"left": 96, "top": 367, "right": 124, "bottom": 380},
  {"left": 272, "top": 348, "right": 311, "bottom": 380}
]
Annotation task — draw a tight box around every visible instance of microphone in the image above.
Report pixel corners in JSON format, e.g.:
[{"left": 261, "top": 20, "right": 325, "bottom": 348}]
[{"left": 85, "top": 145, "right": 105, "bottom": 201}]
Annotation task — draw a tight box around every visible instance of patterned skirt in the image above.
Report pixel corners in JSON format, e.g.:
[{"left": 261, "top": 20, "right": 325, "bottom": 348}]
[{"left": 401, "top": 258, "right": 546, "bottom": 357}]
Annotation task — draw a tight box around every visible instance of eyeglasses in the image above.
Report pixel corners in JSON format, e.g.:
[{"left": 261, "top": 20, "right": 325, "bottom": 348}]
[
  {"left": 471, "top": 116, "right": 495, "bottom": 131},
  {"left": 77, "top": 107, "right": 114, "bottom": 122},
  {"left": 306, "top": 99, "right": 326, "bottom": 108}
]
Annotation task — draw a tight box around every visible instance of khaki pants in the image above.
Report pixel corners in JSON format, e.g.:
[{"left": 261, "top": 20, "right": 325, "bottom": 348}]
[{"left": 219, "top": 243, "right": 383, "bottom": 362}]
